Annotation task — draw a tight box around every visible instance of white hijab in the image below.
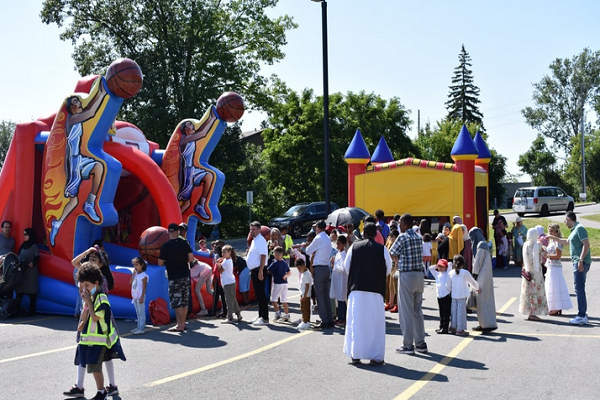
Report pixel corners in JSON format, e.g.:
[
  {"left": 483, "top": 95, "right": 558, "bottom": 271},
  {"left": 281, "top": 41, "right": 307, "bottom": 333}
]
[{"left": 523, "top": 227, "right": 541, "bottom": 272}]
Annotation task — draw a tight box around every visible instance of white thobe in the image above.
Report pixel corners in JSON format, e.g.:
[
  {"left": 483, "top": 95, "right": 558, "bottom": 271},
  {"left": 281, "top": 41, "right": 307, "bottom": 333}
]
[{"left": 342, "top": 243, "right": 392, "bottom": 361}]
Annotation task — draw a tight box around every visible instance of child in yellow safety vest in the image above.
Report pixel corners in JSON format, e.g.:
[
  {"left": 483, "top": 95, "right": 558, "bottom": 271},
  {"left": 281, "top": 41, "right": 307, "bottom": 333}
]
[{"left": 64, "top": 262, "right": 126, "bottom": 400}]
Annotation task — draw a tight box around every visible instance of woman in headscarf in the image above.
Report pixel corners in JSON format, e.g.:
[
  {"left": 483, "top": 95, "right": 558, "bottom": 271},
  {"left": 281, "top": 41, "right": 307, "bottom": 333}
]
[
  {"left": 469, "top": 227, "right": 497, "bottom": 331},
  {"left": 519, "top": 228, "right": 548, "bottom": 321},
  {"left": 511, "top": 217, "right": 527, "bottom": 268},
  {"left": 15, "top": 228, "right": 40, "bottom": 316}
]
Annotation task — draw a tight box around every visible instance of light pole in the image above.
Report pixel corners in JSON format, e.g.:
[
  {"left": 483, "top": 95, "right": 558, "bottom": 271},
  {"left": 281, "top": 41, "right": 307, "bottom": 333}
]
[{"left": 312, "top": 0, "right": 331, "bottom": 214}]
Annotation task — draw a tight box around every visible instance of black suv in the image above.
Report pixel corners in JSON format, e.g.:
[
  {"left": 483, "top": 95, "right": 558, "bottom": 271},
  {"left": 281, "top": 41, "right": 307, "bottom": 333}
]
[{"left": 268, "top": 201, "right": 339, "bottom": 238}]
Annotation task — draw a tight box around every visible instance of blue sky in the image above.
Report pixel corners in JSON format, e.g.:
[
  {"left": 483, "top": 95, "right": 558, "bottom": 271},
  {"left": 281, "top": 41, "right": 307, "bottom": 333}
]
[{"left": 1, "top": 0, "right": 599, "bottom": 178}]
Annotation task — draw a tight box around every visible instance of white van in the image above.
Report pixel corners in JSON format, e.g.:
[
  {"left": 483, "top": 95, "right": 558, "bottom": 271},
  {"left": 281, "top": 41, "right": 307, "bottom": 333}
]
[{"left": 512, "top": 186, "right": 574, "bottom": 217}]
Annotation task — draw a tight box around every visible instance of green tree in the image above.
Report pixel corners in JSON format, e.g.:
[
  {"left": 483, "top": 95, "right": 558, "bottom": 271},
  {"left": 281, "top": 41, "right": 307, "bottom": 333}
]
[
  {"left": 261, "top": 84, "right": 415, "bottom": 212},
  {"left": 564, "top": 129, "right": 600, "bottom": 201},
  {"left": 414, "top": 119, "right": 506, "bottom": 207},
  {"left": 445, "top": 45, "right": 484, "bottom": 129},
  {"left": 0, "top": 120, "right": 15, "bottom": 170},
  {"left": 41, "top": 0, "right": 297, "bottom": 146},
  {"left": 522, "top": 48, "right": 600, "bottom": 153},
  {"left": 585, "top": 130, "right": 600, "bottom": 201},
  {"left": 517, "top": 135, "right": 566, "bottom": 188}
]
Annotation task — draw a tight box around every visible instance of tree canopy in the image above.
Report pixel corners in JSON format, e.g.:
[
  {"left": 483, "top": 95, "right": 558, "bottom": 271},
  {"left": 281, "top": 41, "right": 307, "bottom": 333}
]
[
  {"left": 40, "top": 0, "right": 297, "bottom": 146},
  {"left": 521, "top": 48, "right": 600, "bottom": 153},
  {"left": 517, "top": 134, "right": 566, "bottom": 188},
  {"left": 261, "top": 83, "right": 416, "bottom": 213},
  {"left": 445, "top": 45, "right": 484, "bottom": 129},
  {"left": 0, "top": 120, "right": 15, "bottom": 170}
]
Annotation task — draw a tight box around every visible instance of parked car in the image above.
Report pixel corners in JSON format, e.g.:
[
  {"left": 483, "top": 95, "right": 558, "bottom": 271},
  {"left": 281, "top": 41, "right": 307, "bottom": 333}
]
[
  {"left": 268, "top": 201, "right": 339, "bottom": 238},
  {"left": 512, "top": 186, "right": 574, "bottom": 217}
]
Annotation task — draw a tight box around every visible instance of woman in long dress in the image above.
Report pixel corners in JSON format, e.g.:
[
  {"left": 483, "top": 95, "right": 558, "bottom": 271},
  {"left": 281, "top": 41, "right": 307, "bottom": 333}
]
[
  {"left": 519, "top": 228, "right": 548, "bottom": 320},
  {"left": 469, "top": 227, "right": 497, "bottom": 331},
  {"left": 511, "top": 218, "right": 527, "bottom": 267},
  {"left": 544, "top": 224, "right": 572, "bottom": 315},
  {"left": 15, "top": 228, "right": 40, "bottom": 316}
]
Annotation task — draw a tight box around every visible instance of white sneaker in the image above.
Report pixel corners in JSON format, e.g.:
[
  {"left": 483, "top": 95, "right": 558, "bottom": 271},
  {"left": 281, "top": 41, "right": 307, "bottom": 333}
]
[
  {"left": 221, "top": 318, "right": 234, "bottom": 324},
  {"left": 252, "top": 317, "right": 267, "bottom": 326},
  {"left": 251, "top": 315, "right": 261, "bottom": 323},
  {"left": 274, "top": 311, "right": 282, "bottom": 321},
  {"left": 297, "top": 322, "right": 311, "bottom": 330},
  {"left": 133, "top": 329, "right": 144, "bottom": 335},
  {"left": 198, "top": 309, "right": 208, "bottom": 316},
  {"left": 569, "top": 315, "right": 589, "bottom": 325},
  {"left": 281, "top": 313, "right": 290, "bottom": 322}
]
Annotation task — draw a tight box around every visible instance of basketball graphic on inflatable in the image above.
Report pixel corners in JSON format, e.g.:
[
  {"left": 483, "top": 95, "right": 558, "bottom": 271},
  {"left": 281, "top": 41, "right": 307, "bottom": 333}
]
[
  {"left": 106, "top": 58, "right": 143, "bottom": 99},
  {"left": 138, "top": 226, "right": 169, "bottom": 264}
]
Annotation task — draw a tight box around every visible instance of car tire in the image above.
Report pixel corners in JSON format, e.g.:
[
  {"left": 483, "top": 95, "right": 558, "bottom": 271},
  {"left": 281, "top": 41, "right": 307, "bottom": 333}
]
[
  {"left": 540, "top": 204, "right": 549, "bottom": 217},
  {"left": 517, "top": 213, "right": 525, "bottom": 217},
  {"left": 291, "top": 224, "right": 302, "bottom": 239},
  {"left": 567, "top": 202, "right": 574, "bottom": 212}
]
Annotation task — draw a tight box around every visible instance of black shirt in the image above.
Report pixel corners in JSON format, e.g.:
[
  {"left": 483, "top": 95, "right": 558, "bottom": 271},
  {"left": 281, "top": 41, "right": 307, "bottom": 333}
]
[
  {"left": 437, "top": 236, "right": 450, "bottom": 261},
  {"left": 159, "top": 238, "right": 193, "bottom": 280}
]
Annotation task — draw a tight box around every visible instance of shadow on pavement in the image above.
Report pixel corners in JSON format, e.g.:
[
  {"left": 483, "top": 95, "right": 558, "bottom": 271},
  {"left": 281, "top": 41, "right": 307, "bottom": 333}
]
[{"left": 351, "top": 361, "right": 449, "bottom": 382}]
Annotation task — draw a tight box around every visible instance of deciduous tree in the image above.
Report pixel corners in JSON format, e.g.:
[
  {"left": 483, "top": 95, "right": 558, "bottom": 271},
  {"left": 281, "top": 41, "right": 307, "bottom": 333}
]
[
  {"left": 0, "top": 120, "right": 15, "bottom": 170},
  {"left": 41, "top": 0, "right": 297, "bottom": 146},
  {"left": 522, "top": 48, "right": 600, "bottom": 153}
]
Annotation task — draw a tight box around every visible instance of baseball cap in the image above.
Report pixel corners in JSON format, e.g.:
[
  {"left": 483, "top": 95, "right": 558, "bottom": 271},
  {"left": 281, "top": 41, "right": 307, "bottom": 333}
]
[
  {"left": 168, "top": 223, "right": 179, "bottom": 232},
  {"left": 179, "top": 222, "right": 188, "bottom": 231},
  {"left": 515, "top": 217, "right": 522, "bottom": 222},
  {"left": 437, "top": 259, "right": 448, "bottom": 268}
]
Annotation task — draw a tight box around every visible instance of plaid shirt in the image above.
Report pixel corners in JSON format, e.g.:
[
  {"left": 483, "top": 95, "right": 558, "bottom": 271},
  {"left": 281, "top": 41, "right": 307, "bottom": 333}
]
[{"left": 389, "top": 228, "right": 423, "bottom": 273}]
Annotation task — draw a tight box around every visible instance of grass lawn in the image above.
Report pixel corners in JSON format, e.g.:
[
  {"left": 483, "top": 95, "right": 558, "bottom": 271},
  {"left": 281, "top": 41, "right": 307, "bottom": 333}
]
[
  {"left": 489, "top": 216, "right": 600, "bottom": 256},
  {"left": 580, "top": 214, "right": 600, "bottom": 223}
]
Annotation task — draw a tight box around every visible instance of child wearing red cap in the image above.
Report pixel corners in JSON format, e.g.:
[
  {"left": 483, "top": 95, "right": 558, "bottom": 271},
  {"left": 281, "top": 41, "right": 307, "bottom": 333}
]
[{"left": 429, "top": 259, "right": 451, "bottom": 334}]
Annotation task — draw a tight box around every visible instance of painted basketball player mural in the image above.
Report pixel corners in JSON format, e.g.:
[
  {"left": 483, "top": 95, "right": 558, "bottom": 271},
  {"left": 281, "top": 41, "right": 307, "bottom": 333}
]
[
  {"left": 3, "top": 56, "right": 248, "bottom": 318},
  {"left": 162, "top": 92, "right": 244, "bottom": 227},
  {"left": 48, "top": 83, "right": 107, "bottom": 246}
]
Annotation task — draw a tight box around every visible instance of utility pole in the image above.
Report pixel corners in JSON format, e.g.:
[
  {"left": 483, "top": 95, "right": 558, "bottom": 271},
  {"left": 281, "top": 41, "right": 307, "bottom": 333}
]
[
  {"left": 417, "top": 110, "right": 421, "bottom": 137},
  {"left": 581, "top": 112, "right": 587, "bottom": 201}
]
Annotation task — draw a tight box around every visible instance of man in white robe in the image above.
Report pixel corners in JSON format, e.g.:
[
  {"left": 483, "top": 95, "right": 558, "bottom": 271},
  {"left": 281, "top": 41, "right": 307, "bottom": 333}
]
[{"left": 343, "top": 222, "right": 392, "bottom": 365}]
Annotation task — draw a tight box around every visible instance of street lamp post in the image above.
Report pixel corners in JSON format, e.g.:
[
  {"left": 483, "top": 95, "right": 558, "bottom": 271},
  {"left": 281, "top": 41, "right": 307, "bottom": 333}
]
[{"left": 312, "top": 0, "right": 331, "bottom": 214}]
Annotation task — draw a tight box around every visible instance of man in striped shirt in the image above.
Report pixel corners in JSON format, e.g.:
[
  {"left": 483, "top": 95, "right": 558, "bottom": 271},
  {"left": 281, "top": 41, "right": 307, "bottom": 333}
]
[{"left": 389, "top": 213, "right": 427, "bottom": 355}]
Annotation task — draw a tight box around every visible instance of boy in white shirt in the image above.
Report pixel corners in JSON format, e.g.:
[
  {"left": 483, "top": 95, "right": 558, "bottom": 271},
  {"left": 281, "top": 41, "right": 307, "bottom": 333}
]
[
  {"left": 297, "top": 258, "right": 312, "bottom": 330},
  {"left": 429, "top": 259, "right": 451, "bottom": 334}
]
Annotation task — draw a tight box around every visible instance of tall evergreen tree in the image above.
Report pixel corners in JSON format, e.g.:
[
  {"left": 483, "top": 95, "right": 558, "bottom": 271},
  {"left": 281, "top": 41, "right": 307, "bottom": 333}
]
[{"left": 445, "top": 45, "right": 484, "bottom": 130}]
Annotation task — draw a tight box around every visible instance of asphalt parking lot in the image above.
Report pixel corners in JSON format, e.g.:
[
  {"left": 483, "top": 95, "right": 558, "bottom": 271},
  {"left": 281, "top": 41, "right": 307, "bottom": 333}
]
[{"left": 2, "top": 259, "right": 599, "bottom": 400}]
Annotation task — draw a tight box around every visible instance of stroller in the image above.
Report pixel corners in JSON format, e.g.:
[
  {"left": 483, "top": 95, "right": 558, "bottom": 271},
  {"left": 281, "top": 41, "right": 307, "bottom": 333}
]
[{"left": 0, "top": 252, "right": 25, "bottom": 320}]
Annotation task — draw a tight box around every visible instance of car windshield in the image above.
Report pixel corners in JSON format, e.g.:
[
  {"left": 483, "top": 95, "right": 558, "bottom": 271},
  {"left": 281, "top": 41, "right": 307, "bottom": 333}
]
[
  {"left": 515, "top": 189, "right": 534, "bottom": 197},
  {"left": 284, "top": 205, "right": 307, "bottom": 217}
]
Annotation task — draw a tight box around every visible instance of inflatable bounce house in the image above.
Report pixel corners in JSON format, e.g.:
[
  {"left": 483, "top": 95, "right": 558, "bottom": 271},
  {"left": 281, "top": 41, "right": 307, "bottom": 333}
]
[
  {"left": 345, "top": 125, "right": 491, "bottom": 234},
  {"left": 0, "top": 58, "right": 247, "bottom": 318}
]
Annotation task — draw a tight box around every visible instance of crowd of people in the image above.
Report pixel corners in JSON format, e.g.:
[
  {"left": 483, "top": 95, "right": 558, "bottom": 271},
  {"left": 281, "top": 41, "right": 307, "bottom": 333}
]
[{"left": 0, "top": 206, "right": 593, "bottom": 398}]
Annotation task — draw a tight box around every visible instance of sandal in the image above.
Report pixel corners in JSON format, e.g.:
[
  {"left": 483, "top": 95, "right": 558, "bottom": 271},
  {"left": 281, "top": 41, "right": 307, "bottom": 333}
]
[
  {"left": 456, "top": 330, "right": 468, "bottom": 336},
  {"left": 527, "top": 315, "right": 541, "bottom": 321},
  {"left": 549, "top": 310, "right": 562, "bottom": 316},
  {"left": 167, "top": 326, "right": 185, "bottom": 332}
]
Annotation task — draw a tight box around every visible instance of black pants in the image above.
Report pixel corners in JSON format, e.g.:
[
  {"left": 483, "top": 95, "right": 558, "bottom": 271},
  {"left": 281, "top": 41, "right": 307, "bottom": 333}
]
[
  {"left": 437, "top": 294, "right": 451, "bottom": 330},
  {"left": 251, "top": 268, "right": 269, "bottom": 321},
  {"left": 210, "top": 277, "right": 227, "bottom": 316},
  {"left": 14, "top": 293, "right": 37, "bottom": 315}
]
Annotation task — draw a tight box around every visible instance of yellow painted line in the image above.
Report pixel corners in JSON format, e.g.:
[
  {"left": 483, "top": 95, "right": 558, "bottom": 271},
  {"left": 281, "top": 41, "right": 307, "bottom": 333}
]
[
  {"left": 0, "top": 316, "right": 60, "bottom": 327},
  {"left": 497, "top": 297, "right": 517, "bottom": 314},
  {"left": 394, "top": 332, "right": 482, "bottom": 400},
  {"left": 393, "top": 297, "right": 516, "bottom": 400},
  {"left": 0, "top": 345, "right": 77, "bottom": 364},
  {"left": 146, "top": 330, "right": 313, "bottom": 387},
  {"left": 496, "top": 332, "right": 600, "bottom": 339}
]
